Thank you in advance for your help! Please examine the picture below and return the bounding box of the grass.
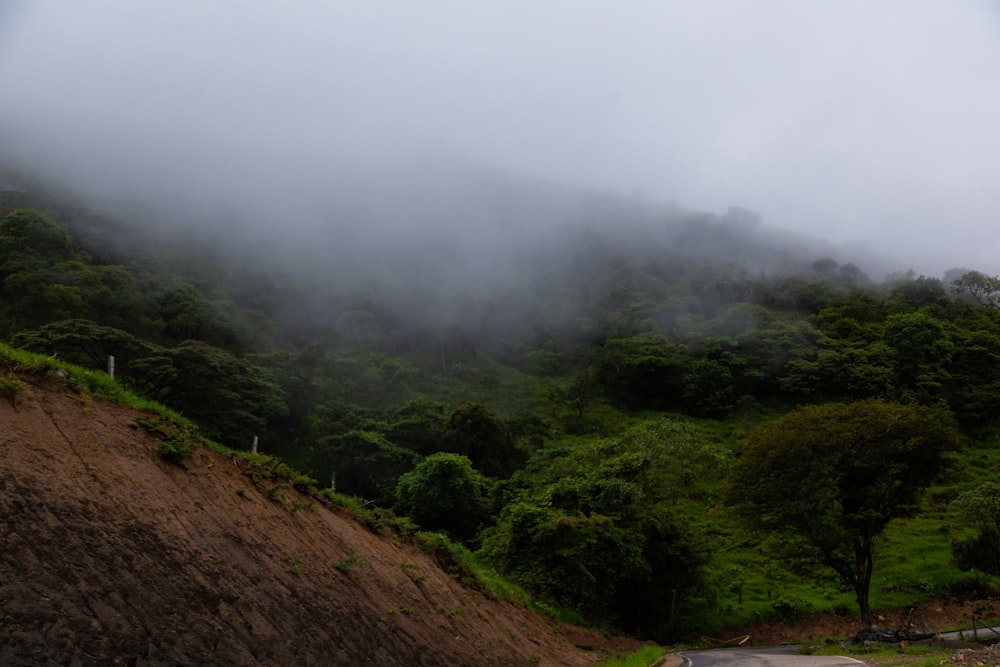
[593,645,668,667]
[803,641,948,667]
[0,343,177,414]
[334,554,363,573]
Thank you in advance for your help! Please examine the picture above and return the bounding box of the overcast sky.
[1,1,999,274]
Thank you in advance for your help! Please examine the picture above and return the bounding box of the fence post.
[108,355,115,378]
[251,435,258,454]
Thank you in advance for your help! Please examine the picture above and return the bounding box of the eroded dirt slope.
[0,369,619,666]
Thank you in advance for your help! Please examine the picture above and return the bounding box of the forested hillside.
[2,167,999,642]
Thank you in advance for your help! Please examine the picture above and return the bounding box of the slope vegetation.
[0,365,623,666]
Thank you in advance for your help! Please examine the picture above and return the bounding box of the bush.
[0,372,24,403]
[953,530,1000,576]
[770,595,810,622]
[394,453,491,542]
[137,416,202,463]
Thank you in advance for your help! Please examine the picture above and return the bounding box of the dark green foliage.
[149,340,287,449]
[385,399,450,455]
[0,372,24,403]
[312,430,418,504]
[312,348,421,408]
[952,483,1000,575]
[0,210,150,334]
[481,420,721,640]
[595,333,690,409]
[136,416,202,463]
[395,453,492,542]
[444,402,524,479]
[487,503,647,619]
[12,319,286,448]
[723,400,963,627]
[549,370,599,431]
[882,311,955,400]
[953,530,1000,575]
[682,359,736,416]
[12,319,160,389]
[0,208,74,271]
[887,275,950,310]
[942,309,1000,426]
[151,282,246,350]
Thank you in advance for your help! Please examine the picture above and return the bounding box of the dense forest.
[2,167,999,642]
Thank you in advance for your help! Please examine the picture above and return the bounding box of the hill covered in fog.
[2,161,1000,643]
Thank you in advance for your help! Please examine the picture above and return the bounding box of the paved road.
[669,625,1000,666]
[677,646,868,666]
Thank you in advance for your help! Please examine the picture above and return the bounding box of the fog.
[2,1,1000,275]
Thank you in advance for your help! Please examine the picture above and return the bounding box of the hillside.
[2,168,1000,645]
[0,364,639,666]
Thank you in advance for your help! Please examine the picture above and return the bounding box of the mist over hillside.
[2,2,999,276]
[1,155,899,352]
[5,3,1000,647]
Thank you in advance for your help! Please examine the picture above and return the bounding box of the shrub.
[0,372,24,403]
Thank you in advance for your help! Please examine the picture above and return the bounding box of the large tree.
[722,400,961,628]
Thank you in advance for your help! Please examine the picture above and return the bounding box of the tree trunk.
[854,537,875,628]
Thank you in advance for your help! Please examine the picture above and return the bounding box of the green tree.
[385,398,450,456]
[0,208,74,273]
[150,282,247,350]
[952,482,1000,575]
[482,420,718,639]
[394,453,491,542]
[10,318,164,393]
[161,340,287,449]
[481,501,647,623]
[595,333,690,409]
[549,369,598,431]
[313,430,418,503]
[952,270,1000,308]
[682,358,736,417]
[444,402,523,478]
[722,400,961,628]
[882,311,955,400]
[945,312,1000,426]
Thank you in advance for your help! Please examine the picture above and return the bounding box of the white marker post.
[251,435,258,454]
[108,355,115,379]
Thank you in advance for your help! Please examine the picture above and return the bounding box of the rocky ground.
[945,644,1000,666]
[0,368,646,666]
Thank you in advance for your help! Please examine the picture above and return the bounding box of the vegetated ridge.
[0,363,637,666]
[3,163,1000,649]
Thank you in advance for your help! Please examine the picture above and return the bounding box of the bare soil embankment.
[0,369,641,666]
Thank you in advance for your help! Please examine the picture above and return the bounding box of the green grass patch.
[334,554,363,573]
[801,641,946,667]
[594,645,668,667]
